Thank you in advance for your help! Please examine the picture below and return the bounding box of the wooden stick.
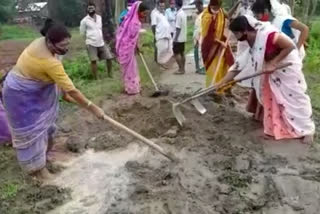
[103,115,176,162]
[210,31,232,87]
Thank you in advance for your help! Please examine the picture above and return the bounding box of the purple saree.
[3,71,59,173]
[0,98,11,144]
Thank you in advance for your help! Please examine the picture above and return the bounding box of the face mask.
[138,12,145,20]
[210,8,219,14]
[54,45,69,55]
[260,14,269,22]
[88,10,96,16]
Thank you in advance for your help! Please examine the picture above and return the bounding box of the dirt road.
[44,53,320,214]
[0,40,28,73]
[1,40,319,213]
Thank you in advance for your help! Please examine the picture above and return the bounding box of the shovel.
[139,52,169,97]
[103,114,177,162]
[186,33,232,115]
[173,63,292,126]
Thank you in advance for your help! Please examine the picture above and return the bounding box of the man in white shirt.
[173,0,187,74]
[151,1,173,66]
[80,3,113,79]
[165,0,177,37]
[150,6,159,63]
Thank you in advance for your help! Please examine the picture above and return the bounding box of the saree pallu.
[234,15,315,139]
[3,71,59,173]
[201,8,234,87]
[0,99,11,144]
[116,2,141,95]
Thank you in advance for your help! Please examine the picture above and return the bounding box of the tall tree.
[47,0,86,26]
[0,0,15,23]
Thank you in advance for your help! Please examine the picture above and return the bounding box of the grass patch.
[0,24,38,41]
[305,20,320,110]
[0,182,19,200]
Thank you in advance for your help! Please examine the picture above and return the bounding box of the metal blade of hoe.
[190,99,207,115]
[172,104,186,126]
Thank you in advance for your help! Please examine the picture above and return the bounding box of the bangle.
[87,101,92,108]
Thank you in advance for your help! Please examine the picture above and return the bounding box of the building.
[15,2,48,25]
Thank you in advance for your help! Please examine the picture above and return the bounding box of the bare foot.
[31,167,53,181]
[301,135,314,145]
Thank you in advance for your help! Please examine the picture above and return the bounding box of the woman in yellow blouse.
[2,24,105,179]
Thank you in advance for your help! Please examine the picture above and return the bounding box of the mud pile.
[59,95,320,214]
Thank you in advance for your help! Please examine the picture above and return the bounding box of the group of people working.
[0,0,315,179]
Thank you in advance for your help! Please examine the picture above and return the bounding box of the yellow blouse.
[14,37,75,92]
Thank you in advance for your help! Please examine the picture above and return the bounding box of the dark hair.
[157,0,165,5]
[138,2,149,12]
[209,0,221,6]
[40,18,55,36]
[229,16,255,32]
[251,0,272,14]
[87,2,96,8]
[195,0,203,6]
[46,24,71,44]
[176,0,183,7]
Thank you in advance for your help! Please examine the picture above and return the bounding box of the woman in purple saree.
[2,24,105,179]
[0,99,11,144]
[116,1,149,95]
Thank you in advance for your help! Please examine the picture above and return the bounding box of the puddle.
[49,143,148,214]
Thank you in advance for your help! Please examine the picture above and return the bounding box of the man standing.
[150,4,159,63]
[80,2,113,79]
[165,0,177,38]
[173,0,187,74]
[151,0,173,66]
[193,0,205,74]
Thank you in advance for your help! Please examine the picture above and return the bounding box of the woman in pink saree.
[116,1,149,95]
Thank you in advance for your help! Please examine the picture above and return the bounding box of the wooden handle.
[103,115,175,161]
[210,32,232,86]
[139,52,159,91]
[179,62,292,104]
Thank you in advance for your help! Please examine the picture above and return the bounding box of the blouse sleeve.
[46,60,76,92]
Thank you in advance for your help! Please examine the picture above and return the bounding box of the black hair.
[157,0,165,5]
[209,0,222,6]
[229,16,255,32]
[46,24,71,44]
[87,2,96,8]
[176,0,183,8]
[251,0,272,14]
[138,2,149,12]
[195,0,203,6]
[40,18,55,36]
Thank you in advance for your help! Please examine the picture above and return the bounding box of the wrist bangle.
[87,101,92,108]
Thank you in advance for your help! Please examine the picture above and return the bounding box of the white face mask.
[56,55,64,61]
[210,8,219,14]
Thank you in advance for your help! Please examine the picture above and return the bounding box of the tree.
[47,0,87,27]
[0,0,15,23]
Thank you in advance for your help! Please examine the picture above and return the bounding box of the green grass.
[304,19,320,110]
[0,24,39,40]
[0,182,19,200]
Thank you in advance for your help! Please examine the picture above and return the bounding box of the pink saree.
[116,1,141,95]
